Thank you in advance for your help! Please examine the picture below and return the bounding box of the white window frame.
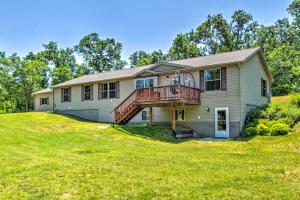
[100,81,117,99]
[84,85,92,100]
[135,78,154,89]
[204,68,221,91]
[63,88,71,102]
[41,97,48,105]
[142,110,151,121]
[173,109,185,121]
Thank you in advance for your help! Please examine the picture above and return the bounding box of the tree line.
[0,0,299,113]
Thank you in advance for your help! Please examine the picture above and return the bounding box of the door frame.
[214,107,229,138]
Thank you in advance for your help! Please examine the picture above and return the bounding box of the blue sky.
[0,0,291,62]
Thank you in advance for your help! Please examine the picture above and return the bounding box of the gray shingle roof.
[52,47,262,88]
[170,47,260,67]
[52,64,154,88]
[32,88,52,95]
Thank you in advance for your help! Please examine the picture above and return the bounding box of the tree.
[129,50,168,67]
[75,33,126,72]
[25,52,49,88]
[193,14,234,54]
[230,10,259,48]
[267,44,300,95]
[42,41,77,85]
[287,0,300,28]
[0,51,15,113]
[129,51,150,67]
[169,33,200,60]
[14,59,48,111]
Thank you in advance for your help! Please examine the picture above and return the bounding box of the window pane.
[85,85,90,93]
[85,93,91,100]
[101,83,108,99]
[176,109,185,121]
[136,80,144,89]
[205,69,220,81]
[101,83,108,91]
[101,91,108,98]
[142,111,148,121]
[64,96,69,101]
[109,82,116,90]
[145,79,154,88]
[109,91,116,98]
[172,75,180,85]
[63,88,69,95]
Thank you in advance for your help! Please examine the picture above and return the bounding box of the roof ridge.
[65,64,154,80]
[170,47,260,63]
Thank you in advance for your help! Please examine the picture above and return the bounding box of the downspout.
[52,88,55,113]
[238,62,243,133]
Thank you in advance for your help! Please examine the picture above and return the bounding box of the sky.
[0,0,292,63]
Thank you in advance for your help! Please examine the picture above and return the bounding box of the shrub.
[278,105,300,125]
[243,127,257,136]
[261,104,282,120]
[290,93,300,107]
[276,117,293,127]
[270,123,290,136]
[256,122,270,135]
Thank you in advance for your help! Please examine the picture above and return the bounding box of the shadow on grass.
[112,124,191,144]
[50,112,101,124]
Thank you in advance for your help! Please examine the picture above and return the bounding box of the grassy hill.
[0,104,300,198]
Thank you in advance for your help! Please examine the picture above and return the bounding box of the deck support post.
[172,106,176,130]
[149,107,153,128]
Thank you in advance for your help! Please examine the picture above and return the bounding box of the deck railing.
[114,85,200,123]
[135,85,200,102]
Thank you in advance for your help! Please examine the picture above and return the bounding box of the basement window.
[175,109,185,121]
[142,111,150,121]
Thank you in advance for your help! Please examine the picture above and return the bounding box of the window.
[142,111,150,121]
[109,82,116,98]
[99,82,119,99]
[40,97,49,105]
[175,109,185,121]
[136,78,154,89]
[62,88,71,102]
[261,78,267,97]
[101,83,108,99]
[172,74,180,85]
[84,85,92,100]
[205,69,221,91]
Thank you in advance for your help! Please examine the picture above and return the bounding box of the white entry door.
[215,107,229,138]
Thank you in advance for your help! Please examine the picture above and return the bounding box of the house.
[32,47,272,138]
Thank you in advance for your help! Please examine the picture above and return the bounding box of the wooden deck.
[135,85,200,107]
[113,85,200,124]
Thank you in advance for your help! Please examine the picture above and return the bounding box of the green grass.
[272,95,291,104]
[0,112,300,199]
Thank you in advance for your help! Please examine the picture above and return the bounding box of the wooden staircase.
[114,90,141,125]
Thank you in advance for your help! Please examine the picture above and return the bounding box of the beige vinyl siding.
[240,54,270,128]
[154,66,240,123]
[181,66,240,123]
[54,78,134,122]
[34,93,53,112]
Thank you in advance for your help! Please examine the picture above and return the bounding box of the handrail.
[112,89,137,113]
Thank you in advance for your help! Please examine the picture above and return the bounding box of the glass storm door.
[215,107,229,138]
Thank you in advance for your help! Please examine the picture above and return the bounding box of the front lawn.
[0,112,300,199]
